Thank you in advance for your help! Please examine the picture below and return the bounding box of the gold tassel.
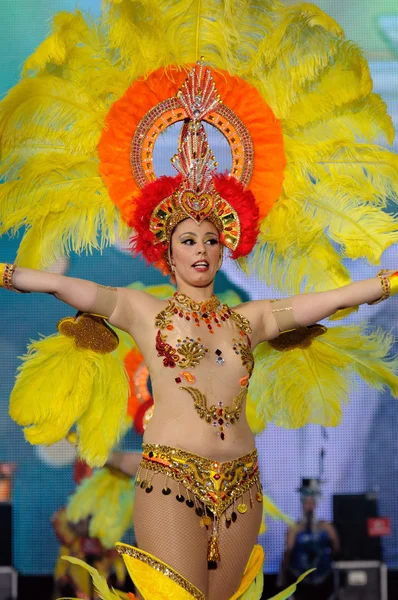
[207,532,221,562]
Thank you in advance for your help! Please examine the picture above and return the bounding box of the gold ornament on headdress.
[149,122,240,248]
[148,62,241,249]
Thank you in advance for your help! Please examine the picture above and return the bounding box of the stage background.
[1,0,398,576]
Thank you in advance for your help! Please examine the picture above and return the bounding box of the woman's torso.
[129,293,256,461]
[290,523,333,583]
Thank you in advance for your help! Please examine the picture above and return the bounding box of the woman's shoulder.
[231,299,275,342]
[116,287,169,331]
[120,286,169,310]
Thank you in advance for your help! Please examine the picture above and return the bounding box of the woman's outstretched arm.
[242,271,397,344]
[12,265,99,307]
[1,263,132,331]
[287,276,385,326]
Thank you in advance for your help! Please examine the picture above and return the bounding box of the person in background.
[281,479,339,600]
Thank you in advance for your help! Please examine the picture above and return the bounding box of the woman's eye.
[182,239,195,245]
[206,239,219,245]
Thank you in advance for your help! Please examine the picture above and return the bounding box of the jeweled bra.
[155,293,253,440]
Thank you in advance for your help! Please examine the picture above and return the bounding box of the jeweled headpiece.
[98,60,286,274]
[150,120,241,251]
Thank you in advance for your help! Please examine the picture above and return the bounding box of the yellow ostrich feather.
[267,570,315,600]
[259,494,294,535]
[0,0,396,296]
[67,468,134,548]
[59,553,309,600]
[262,494,294,528]
[59,556,124,600]
[249,324,398,429]
[9,334,129,466]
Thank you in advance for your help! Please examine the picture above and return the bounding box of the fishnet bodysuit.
[131,295,263,599]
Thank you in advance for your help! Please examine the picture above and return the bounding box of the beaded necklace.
[172,292,231,333]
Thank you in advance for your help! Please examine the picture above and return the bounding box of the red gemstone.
[213,474,220,480]
[175,377,181,383]
[220,433,225,440]
[218,418,224,425]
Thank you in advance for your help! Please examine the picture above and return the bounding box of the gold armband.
[271,298,300,333]
[368,269,398,305]
[89,284,118,319]
[0,263,25,293]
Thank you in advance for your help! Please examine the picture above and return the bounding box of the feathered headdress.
[99,59,282,273]
[3,1,398,443]
[1,1,397,290]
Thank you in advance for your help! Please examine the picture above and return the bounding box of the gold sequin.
[229,309,252,334]
[177,338,208,368]
[268,324,327,351]
[256,492,263,503]
[238,503,247,514]
[200,516,212,528]
[174,293,221,313]
[232,337,254,375]
[180,385,247,427]
[116,543,205,600]
[57,313,119,354]
[140,444,260,520]
[155,300,176,329]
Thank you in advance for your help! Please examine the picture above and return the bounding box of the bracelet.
[0,262,33,294]
[368,269,398,305]
[0,263,30,293]
[0,263,20,293]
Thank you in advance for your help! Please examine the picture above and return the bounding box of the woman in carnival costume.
[2,1,398,599]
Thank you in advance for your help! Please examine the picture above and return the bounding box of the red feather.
[129,175,182,273]
[129,173,259,271]
[213,174,259,258]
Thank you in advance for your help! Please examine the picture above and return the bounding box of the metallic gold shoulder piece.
[268,324,327,352]
[57,312,119,354]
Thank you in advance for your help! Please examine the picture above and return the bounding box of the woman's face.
[170,219,221,287]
